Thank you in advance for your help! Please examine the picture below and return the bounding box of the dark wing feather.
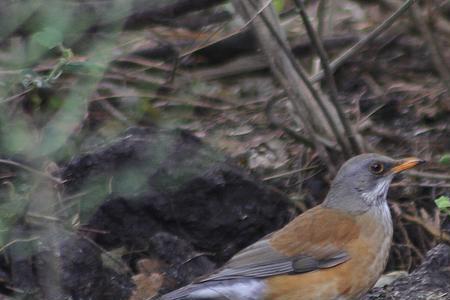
[198,239,349,282]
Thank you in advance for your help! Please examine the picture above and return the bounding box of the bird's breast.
[265,204,393,300]
[343,202,393,297]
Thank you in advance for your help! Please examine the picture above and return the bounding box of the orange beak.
[391,157,425,174]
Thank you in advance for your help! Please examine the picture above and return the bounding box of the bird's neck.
[323,183,370,214]
[323,179,392,214]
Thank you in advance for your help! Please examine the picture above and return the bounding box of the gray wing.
[197,238,349,282]
[159,238,349,300]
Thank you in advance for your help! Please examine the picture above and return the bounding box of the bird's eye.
[370,162,384,174]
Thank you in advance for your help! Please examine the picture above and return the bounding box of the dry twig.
[401,213,450,244]
[246,0,352,163]
[180,0,273,58]
[409,3,450,92]
[0,159,63,184]
[232,0,339,171]
[310,0,417,83]
[294,0,362,155]
[265,96,314,148]
[0,237,40,254]
[407,170,450,181]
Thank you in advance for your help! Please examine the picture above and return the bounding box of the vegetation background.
[0,0,449,299]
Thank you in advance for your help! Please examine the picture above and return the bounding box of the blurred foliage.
[273,0,285,13]
[0,187,28,246]
[0,0,163,258]
[0,0,232,261]
[439,154,450,165]
[31,26,64,50]
[435,195,450,215]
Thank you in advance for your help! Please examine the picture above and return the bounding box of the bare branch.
[401,213,450,244]
[180,0,273,58]
[294,0,362,155]
[0,159,63,184]
[407,170,450,181]
[409,3,450,92]
[265,96,315,148]
[246,0,352,158]
[311,0,417,83]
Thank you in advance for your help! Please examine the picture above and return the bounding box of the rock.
[373,271,408,288]
[55,127,296,298]
[363,244,450,300]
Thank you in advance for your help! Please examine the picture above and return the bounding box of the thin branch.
[0,236,40,253]
[310,0,417,83]
[316,0,327,38]
[26,212,61,223]
[0,159,63,184]
[116,56,181,73]
[0,88,33,104]
[247,0,351,157]
[92,93,231,111]
[407,170,450,181]
[263,165,320,181]
[98,100,133,126]
[391,182,450,188]
[401,213,450,243]
[311,0,328,76]
[265,96,315,148]
[294,0,362,155]
[122,0,227,29]
[410,3,450,92]
[78,233,133,275]
[180,0,273,58]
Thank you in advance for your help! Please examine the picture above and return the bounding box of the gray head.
[323,153,424,214]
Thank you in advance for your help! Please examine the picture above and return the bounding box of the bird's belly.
[264,255,387,300]
[264,271,352,300]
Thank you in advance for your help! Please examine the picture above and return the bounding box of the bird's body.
[159,154,424,300]
[265,204,393,300]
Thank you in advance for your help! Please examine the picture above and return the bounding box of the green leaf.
[273,0,285,13]
[62,47,73,60]
[439,154,450,165]
[435,195,450,210]
[31,27,63,49]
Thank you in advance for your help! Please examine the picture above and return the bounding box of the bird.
[158,153,425,300]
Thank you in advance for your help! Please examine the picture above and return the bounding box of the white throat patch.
[361,179,391,206]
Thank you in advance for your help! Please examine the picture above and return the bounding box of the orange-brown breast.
[265,205,393,300]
